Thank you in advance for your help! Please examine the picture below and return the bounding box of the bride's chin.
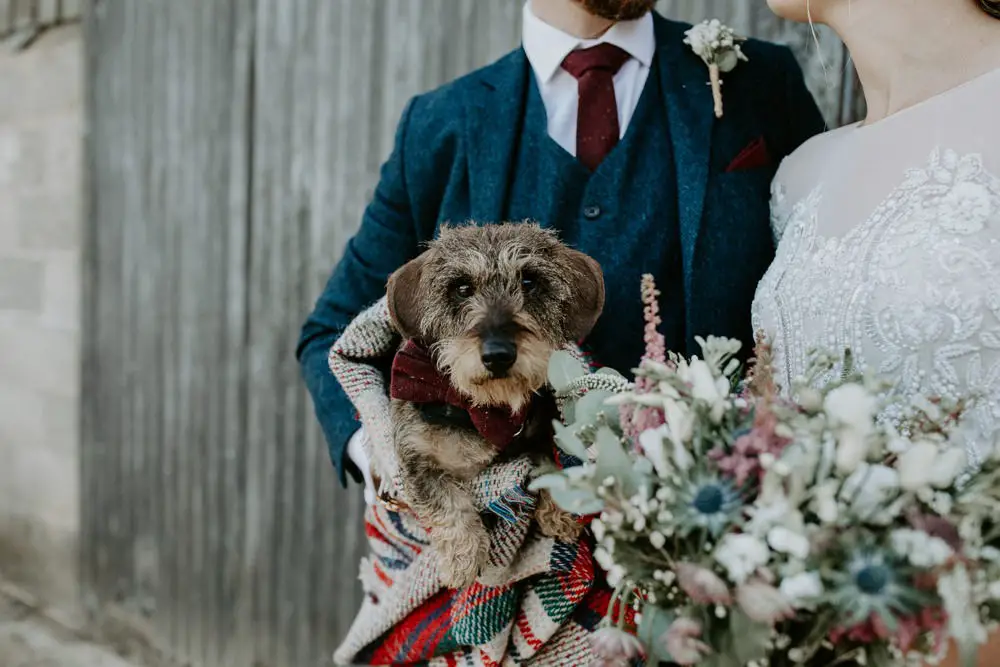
[766,0,819,23]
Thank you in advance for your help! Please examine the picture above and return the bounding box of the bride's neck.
[821,0,1000,124]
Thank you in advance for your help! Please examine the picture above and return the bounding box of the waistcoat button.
[583,204,602,220]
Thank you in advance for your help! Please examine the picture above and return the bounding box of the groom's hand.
[347,429,376,505]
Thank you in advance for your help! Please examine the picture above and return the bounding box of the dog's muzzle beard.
[433,315,554,413]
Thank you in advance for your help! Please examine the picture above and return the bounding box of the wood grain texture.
[81,2,861,665]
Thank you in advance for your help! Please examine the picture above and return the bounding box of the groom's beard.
[575,0,656,22]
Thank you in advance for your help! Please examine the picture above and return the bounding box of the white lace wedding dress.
[751,67,1000,464]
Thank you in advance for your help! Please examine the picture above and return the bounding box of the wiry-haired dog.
[386,223,605,589]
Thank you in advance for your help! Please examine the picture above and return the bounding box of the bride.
[753,0,1000,664]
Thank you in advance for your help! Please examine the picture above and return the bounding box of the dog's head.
[387,223,605,411]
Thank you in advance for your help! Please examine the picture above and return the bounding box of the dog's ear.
[387,253,429,340]
[564,250,605,341]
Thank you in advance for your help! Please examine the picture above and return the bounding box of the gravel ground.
[0,595,138,667]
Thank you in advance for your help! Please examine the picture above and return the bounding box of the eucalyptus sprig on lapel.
[683,19,749,119]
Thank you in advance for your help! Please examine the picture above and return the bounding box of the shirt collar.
[522,1,656,85]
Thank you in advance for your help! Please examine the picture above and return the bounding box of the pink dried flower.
[661,617,712,666]
[675,562,732,604]
[735,578,794,625]
[711,404,791,486]
[622,275,669,439]
[640,274,666,365]
[589,627,645,666]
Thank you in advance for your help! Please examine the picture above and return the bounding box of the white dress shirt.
[347,3,657,501]
[521,0,655,156]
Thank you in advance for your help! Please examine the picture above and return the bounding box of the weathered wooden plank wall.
[82,2,857,666]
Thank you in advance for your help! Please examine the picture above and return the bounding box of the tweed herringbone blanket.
[328,297,621,666]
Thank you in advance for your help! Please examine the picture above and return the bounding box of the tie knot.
[561,43,631,80]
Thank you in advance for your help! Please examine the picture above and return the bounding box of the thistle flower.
[827,549,929,629]
[675,475,743,538]
[661,617,711,666]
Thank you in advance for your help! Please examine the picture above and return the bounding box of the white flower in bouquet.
[714,534,770,584]
[767,525,811,560]
[890,528,954,568]
[663,399,696,462]
[897,440,967,491]
[938,565,989,648]
[638,425,671,477]
[779,571,825,609]
[824,382,878,473]
[839,463,901,521]
[746,497,804,537]
[811,479,841,524]
[687,358,729,423]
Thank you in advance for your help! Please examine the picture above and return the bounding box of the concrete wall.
[0,25,83,610]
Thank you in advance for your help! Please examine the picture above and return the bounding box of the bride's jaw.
[789,0,1000,125]
[765,0,835,24]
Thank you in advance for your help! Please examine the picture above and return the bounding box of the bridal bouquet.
[532,276,1000,667]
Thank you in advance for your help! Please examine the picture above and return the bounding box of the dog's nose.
[481,337,517,375]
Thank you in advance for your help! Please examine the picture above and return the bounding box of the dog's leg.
[400,454,490,589]
[535,488,583,542]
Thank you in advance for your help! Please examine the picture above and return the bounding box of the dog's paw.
[434,519,490,589]
[536,489,583,542]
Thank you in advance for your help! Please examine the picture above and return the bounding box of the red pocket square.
[725,137,773,172]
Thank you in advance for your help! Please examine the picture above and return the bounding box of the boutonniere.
[683,19,749,119]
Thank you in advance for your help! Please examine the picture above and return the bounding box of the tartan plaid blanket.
[329,297,621,666]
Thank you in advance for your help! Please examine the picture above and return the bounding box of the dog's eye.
[453,282,475,299]
[521,273,538,292]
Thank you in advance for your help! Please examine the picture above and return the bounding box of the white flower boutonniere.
[683,19,749,119]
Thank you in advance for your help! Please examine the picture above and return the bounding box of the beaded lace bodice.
[752,68,1000,463]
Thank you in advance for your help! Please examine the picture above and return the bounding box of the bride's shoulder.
[771,124,856,198]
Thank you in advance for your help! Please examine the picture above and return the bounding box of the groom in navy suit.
[297,0,826,487]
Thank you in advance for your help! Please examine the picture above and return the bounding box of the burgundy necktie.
[561,43,632,171]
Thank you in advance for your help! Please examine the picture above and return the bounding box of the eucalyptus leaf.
[636,605,674,663]
[561,400,576,424]
[633,457,654,477]
[545,486,604,515]
[596,367,625,378]
[699,653,743,667]
[553,421,589,460]
[575,390,615,426]
[527,473,569,492]
[548,350,589,393]
[595,426,639,496]
[727,609,770,664]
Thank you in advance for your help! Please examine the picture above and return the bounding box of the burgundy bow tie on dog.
[389,340,529,450]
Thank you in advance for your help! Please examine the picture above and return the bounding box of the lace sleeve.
[769,181,790,244]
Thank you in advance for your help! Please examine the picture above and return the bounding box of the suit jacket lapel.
[465,49,530,224]
[654,14,715,300]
